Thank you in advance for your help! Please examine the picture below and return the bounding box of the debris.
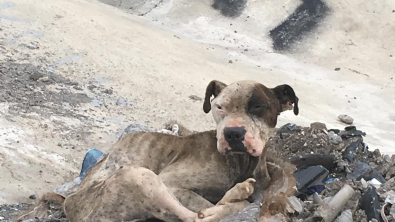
[294,165,329,199]
[312,192,323,204]
[361,187,383,222]
[335,68,341,71]
[328,131,342,145]
[325,178,339,184]
[314,184,355,222]
[334,209,353,222]
[383,190,395,204]
[368,178,382,189]
[342,139,361,162]
[346,161,386,183]
[289,154,336,172]
[29,194,36,200]
[287,196,303,214]
[338,115,354,124]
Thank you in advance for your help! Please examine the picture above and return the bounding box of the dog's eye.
[216,104,222,110]
[249,105,267,115]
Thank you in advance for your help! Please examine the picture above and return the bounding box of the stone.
[338,114,354,124]
[310,122,327,132]
[334,209,352,222]
[328,131,342,145]
[118,123,152,140]
[29,194,36,200]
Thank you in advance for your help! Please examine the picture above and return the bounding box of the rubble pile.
[266,122,395,222]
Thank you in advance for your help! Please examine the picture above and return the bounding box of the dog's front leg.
[196,178,256,222]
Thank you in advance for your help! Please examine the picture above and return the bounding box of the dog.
[21,80,299,222]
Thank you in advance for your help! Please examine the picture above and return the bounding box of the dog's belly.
[159,157,239,204]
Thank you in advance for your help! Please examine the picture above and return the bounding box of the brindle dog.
[24,80,299,222]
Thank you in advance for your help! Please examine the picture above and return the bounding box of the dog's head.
[203,80,299,157]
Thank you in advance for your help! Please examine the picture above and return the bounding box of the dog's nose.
[224,127,246,144]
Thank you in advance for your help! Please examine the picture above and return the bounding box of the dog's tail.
[17,192,65,221]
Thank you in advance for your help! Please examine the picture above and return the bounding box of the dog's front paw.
[157,124,179,135]
[218,178,256,205]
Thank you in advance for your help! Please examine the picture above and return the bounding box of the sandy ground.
[0,0,394,204]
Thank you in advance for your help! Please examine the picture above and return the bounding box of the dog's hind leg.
[64,166,198,222]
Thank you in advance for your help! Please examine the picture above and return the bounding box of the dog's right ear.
[203,80,227,113]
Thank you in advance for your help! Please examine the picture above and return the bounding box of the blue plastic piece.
[325,178,339,184]
[79,149,104,179]
[307,185,325,195]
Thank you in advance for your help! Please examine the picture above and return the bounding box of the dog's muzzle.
[224,127,247,153]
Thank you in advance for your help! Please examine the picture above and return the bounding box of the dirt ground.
[0,0,394,208]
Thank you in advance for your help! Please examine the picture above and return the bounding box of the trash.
[312,192,323,204]
[289,154,336,172]
[307,185,325,195]
[277,123,297,134]
[342,139,361,162]
[360,186,383,222]
[383,190,395,204]
[325,178,340,184]
[294,165,329,199]
[361,178,368,188]
[338,115,354,124]
[368,178,382,189]
[346,161,386,183]
[54,149,104,197]
[334,209,353,222]
[339,128,366,139]
[287,196,303,214]
[314,184,355,222]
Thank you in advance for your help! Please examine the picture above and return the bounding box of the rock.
[334,209,352,222]
[360,187,383,222]
[346,161,386,183]
[229,60,233,63]
[386,166,395,180]
[338,115,354,124]
[335,68,341,71]
[328,131,342,145]
[102,89,113,94]
[29,72,44,81]
[277,123,297,134]
[310,122,327,132]
[188,95,202,101]
[29,194,36,200]
[220,201,260,222]
[118,123,152,140]
[116,97,128,106]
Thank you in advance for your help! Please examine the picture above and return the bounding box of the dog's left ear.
[203,80,227,113]
[272,84,299,115]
